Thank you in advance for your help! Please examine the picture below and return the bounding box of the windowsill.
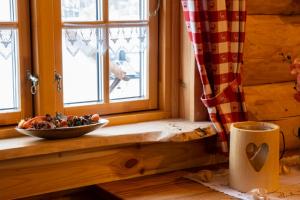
[0,110,170,139]
[0,119,215,161]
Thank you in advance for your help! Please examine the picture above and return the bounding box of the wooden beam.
[244,82,300,150]
[243,15,300,86]
[247,0,300,15]
[159,0,181,116]
[273,116,300,151]
[244,82,300,121]
[170,0,181,118]
[179,8,208,121]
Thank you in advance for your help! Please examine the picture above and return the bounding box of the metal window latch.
[54,71,62,92]
[27,70,39,95]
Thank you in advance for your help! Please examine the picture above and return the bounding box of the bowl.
[15,119,109,140]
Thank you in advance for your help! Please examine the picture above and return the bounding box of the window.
[0,0,31,125]
[56,0,158,116]
[0,0,174,127]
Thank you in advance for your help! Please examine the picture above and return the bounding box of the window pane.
[109,0,147,21]
[62,28,105,105]
[0,0,17,22]
[61,0,100,22]
[109,26,148,101]
[0,29,19,112]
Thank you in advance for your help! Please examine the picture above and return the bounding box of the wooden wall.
[0,139,226,199]
[244,0,300,149]
[179,1,300,149]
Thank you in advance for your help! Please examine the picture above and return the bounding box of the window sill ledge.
[0,119,215,161]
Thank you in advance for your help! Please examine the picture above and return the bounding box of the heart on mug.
[246,143,269,172]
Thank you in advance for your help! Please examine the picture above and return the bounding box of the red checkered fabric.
[181,0,247,153]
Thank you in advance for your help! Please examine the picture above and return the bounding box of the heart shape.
[246,143,269,172]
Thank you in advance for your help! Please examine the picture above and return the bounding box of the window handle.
[54,71,62,92]
[27,70,39,95]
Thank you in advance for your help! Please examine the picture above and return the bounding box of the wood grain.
[243,58,294,86]
[31,0,59,115]
[243,3,300,153]
[273,116,300,151]
[171,0,181,118]
[159,0,180,116]
[243,15,300,86]
[0,126,21,139]
[0,140,227,199]
[179,9,208,121]
[98,170,236,200]
[0,119,212,161]
[247,0,300,15]
[244,81,300,150]
[244,82,300,121]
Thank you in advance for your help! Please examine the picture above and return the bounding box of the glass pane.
[0,0,17,22]
[109,26,148,101]
[61,0,100,22]
[0,29,19,112]
[109,0,147,21]
[62,28,105,105]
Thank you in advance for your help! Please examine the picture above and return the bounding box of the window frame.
[0,0,32,125]
[49,0,159,117]
[0,0,181,138]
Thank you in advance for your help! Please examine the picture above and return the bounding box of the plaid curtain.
[181,0,247,153]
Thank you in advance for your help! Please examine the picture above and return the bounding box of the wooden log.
[0,140,227,199]
[244,82,300,150]
[244,82,300,121]
[243,15,300,86]
[243,58,293,86]
[247,0,300,15]
[273,115,300,151]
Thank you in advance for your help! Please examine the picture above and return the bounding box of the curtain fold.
[181,0,247,153]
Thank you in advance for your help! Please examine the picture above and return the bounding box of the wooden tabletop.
[98,170,237,200]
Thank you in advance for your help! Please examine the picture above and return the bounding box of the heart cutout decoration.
[246,143,269,172]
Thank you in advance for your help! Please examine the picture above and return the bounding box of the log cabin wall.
[244,0,300,150]
[179,1,300,149]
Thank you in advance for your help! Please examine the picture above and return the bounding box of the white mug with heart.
[229,121,279,193]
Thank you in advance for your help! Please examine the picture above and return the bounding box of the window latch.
[54,71,63,92]
[27,70,39,95]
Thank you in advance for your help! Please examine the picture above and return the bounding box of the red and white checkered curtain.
[181,0,247,153]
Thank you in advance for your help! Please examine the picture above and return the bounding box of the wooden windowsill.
[0,119,214,161]
[0,110,171,139]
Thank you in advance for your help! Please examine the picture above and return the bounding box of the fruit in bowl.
[18,113,101,130]
[16,113,108,139]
